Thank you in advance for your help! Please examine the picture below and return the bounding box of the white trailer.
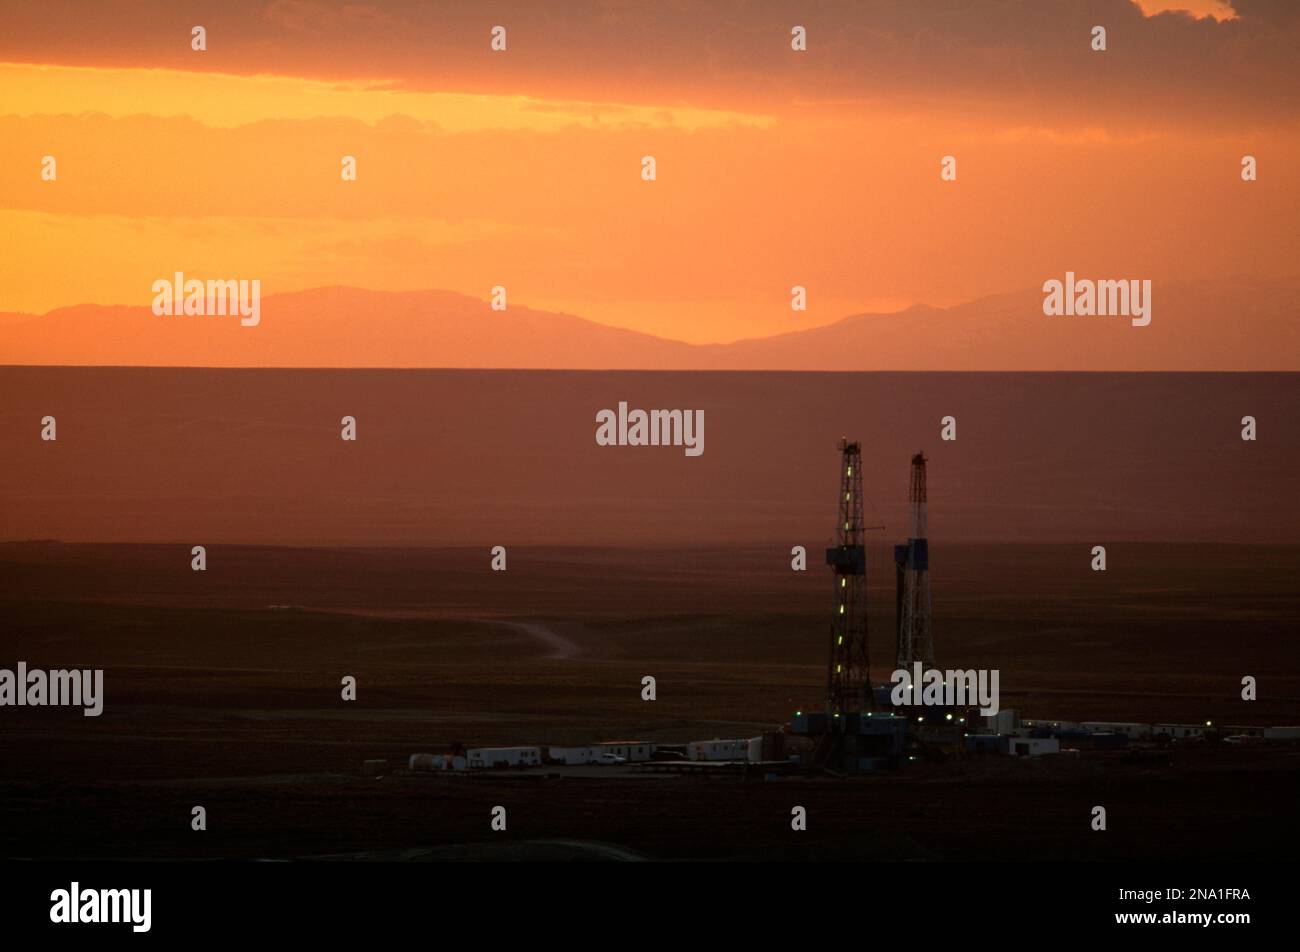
[687,738,750,761]
[466,746,542,768]
[548,746,595,765]
[1082,721,1152,739]
[1022,719,1080,733]
[1154,724,1207,740]
[594,741,655,762]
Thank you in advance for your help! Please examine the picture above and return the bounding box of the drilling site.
[385,440,1299,782]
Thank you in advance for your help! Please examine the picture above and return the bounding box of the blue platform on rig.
[895,538,927,570]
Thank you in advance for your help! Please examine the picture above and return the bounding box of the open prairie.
[1,369,1297,860]
[1,540,1297,860]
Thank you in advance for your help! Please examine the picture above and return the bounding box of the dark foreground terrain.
[1,542,1297,861]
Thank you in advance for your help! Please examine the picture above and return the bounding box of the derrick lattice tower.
[825,439,870,716]
[895,452,935,669]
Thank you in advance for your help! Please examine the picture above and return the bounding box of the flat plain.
[1,541,1296,861]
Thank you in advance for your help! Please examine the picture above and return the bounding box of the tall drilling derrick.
[825,439,870,717]
[895,452,935,669]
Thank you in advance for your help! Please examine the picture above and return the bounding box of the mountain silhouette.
[2,278,1296,370]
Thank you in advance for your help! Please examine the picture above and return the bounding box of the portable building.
[687,738,750,761]
[594,741,655,762]
[548,746,595,765]
[1153,724,1207,740]
[1082,721,1151,738]
[466,746,542,768]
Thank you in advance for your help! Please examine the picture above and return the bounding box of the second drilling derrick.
[895,452,935,669]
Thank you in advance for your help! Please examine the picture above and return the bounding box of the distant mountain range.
[2,278,1297,370]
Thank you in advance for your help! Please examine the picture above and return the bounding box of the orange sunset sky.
[0,0,1296,347]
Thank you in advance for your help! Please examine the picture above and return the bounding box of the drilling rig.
[894,452,935,669]
[790,439,906,771]
[825,438,871,717]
